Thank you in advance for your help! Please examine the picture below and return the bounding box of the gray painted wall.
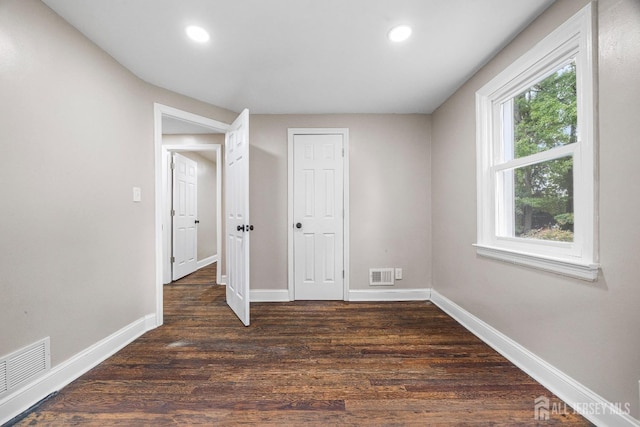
[0,0,236,365]
[431,0,640,418]
[250,114,432,292]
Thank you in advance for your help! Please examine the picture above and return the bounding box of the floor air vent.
[369,268,395,286]
[0,337,50,398]
[0,360,7,394]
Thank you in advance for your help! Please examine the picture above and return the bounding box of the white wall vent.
[0,360,7,394]
[0,337,50,399]
[369,268,395,286]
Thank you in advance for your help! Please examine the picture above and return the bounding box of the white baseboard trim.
[144,313,159,330]
[430,290,640,427]
[0,313,157,425]
[250,288,431,303]
[196,254,218,269]
[250,289,291,302]
[348,288,431,302]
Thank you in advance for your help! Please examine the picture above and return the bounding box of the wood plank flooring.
[15,264,591,426]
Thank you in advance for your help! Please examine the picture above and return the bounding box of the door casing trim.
[287,128,350,301]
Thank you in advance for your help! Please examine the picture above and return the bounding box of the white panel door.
[293,134,344,300]
[172,153,198,281]
[225,109,251,326]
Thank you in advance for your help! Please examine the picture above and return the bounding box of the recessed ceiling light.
[185,25,210,43]
[388,25,412,42]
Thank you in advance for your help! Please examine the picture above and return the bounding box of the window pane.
[498,157,574,241]
[505,62,577,160]
[511,156,574,242]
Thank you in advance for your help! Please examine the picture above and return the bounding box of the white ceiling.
[42,0,555,114]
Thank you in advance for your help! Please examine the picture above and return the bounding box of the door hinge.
[170,162,175,170]
[342,270,345,278]
[171,256,175,263]
[171,209,175,216]
[342,148,344,157]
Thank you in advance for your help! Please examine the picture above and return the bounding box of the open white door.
[225,109,251,326]
[172,153,198,281]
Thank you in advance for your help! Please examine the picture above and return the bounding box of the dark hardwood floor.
[15,264,591,426]
[171,262,218,285]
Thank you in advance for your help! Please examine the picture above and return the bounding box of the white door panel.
[225,109,251,326]
[293,134,344,300]
[172,153,198,280]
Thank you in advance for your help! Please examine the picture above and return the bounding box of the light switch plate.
[395,268,402,280]
[133,187,142,202]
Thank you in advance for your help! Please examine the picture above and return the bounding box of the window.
[475,4,598,280]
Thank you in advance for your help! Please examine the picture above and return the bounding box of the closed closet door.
[293,133,344,300]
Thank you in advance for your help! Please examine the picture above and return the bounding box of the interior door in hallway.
[293,133,344,300]
[172,153,198,281]
[225,109,251,326]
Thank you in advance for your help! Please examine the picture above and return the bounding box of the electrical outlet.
[395,268,402,280]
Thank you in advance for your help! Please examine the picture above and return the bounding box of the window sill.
[473,244,599,281]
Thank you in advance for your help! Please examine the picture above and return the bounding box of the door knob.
[295,222,302,229]
[237,225,245,232]
[249,225,254,231]
[195,220,200,224]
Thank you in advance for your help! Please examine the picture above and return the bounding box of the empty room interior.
[1,0,639,425]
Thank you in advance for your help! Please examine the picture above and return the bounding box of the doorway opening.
[154,104,231,326]
[163,145,221,283]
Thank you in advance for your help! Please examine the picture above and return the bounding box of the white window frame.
[475,3,599,281]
